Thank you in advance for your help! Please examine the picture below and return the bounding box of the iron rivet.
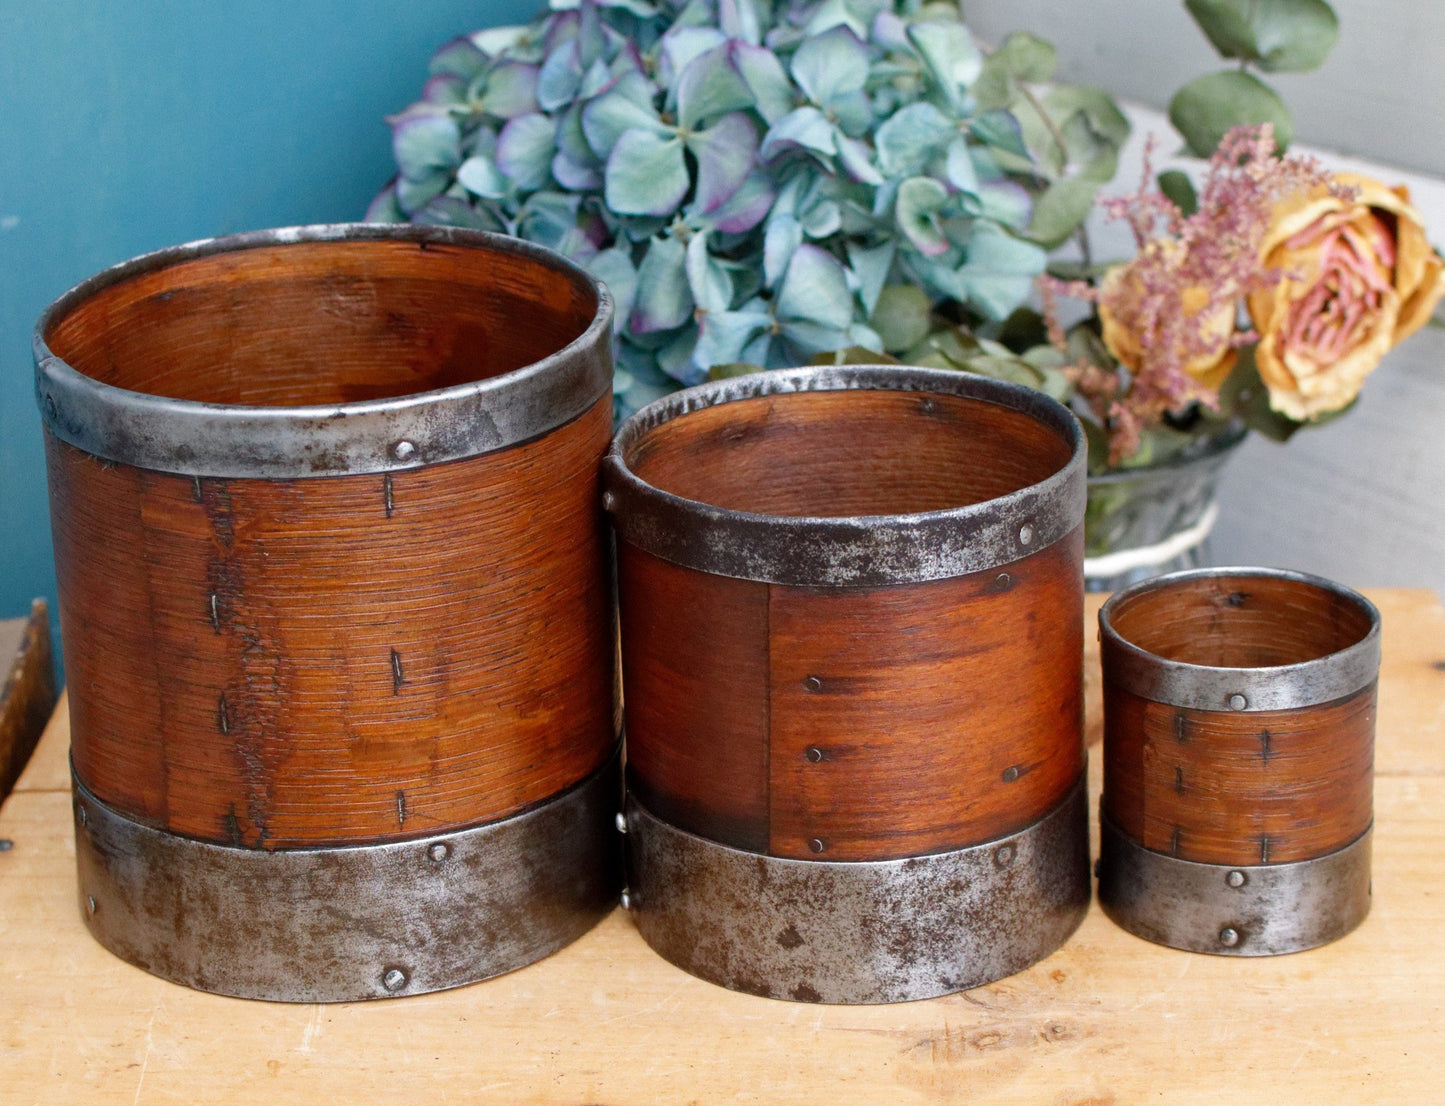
[392,439,416,461]
[602,490,618,512]
[1228,693,1248,711]
[995,844,1017,868]
[620,889,632,910]
[1226,870,1246,888]
[995,572,1011,589]
[614,812,628,834]
[427,842,450,863]
[1219,927,1240,948]
[919,398,936,414]
[78,806,88,827]
[86,895,97,915]
[1001,765,1021,783]
[1019,523,1034,546]
[809,838,826,854]
[805,746,824,763]
[804,675,823,692]
[382,968,408,992]
[0,839,11,852]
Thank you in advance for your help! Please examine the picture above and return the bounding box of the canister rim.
[1098,566,1382,711]
[34,223,614,477]
[603,365,1087,587]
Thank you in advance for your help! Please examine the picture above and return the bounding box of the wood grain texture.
[1105,571,1375,668]
[617,383,1084,859]
[3,591,1443,1106]
[47,394,615,847]
[0,600,57,802]
[617,546,771,851]
[627,389,1073,516]
[766,528,1084,860]
[1102,684,1375,865]
[43,238,595,406]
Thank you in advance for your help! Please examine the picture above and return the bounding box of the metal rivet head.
[382,968,408,992]
[78,806,88,828]
[620,889,633,910]
[805,746,824,763]
[1001,765,1021,783]
[1019,523,1035,546]
[803,675,823,692]
[86,895,97,915]
[614,812,628,834]
[391,439,416,461]
[602,490,618,513]
[1226,870,1247,888]
[1219,927,1241,948]
[809,838,826,854]
[427,842,450,863]
[995,843,1017,868]
[1227,693,1248,711]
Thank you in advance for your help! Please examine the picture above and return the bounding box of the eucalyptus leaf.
[1185,0,1339,72]
[1157,169,1199,216]
[1169,70,1293,156]
[974,31,1057,111]
[1027,176,1099,249]
[870,284,934,352]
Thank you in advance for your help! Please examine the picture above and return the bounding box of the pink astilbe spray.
[1043,124,1341,464]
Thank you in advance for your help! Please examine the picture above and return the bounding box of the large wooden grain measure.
[606,366,1092,1003]
[35,225,621,1001]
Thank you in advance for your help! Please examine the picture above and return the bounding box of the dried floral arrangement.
[371,0,1444,474]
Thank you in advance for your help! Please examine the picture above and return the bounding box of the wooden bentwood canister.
[35,225,621,1001]
[1097,568,1380,955]
[604,366,1091,1003]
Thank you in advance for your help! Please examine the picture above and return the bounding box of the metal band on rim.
[1096,811,1371,956]
[1099,567,1381,711]
[72,743,622,1002]
[603,366,1086,587]
[623,775,1090,1003]
[35,224,614,478]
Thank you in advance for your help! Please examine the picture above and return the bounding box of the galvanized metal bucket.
[1097,567,1379,955]
[604,365,1091,1003]
[36,224,622,1001]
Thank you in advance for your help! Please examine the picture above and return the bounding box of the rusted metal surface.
[603,366,1086,587]
[623,775,1090,1004]
[1100,567,1381,712]
[72,743,623,1002]
[35,224,613,478]
[1097,811,1371,956]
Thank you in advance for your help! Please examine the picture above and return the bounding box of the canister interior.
[625,388,1074,517]
[44,237,598,406]
[1107,572,1376,668]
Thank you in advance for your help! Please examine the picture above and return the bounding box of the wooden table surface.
[2,591,1442,1105]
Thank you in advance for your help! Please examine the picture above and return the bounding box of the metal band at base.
[1096,812,1371,956]
[623,777,1089,1004]
[72,743,622,1002]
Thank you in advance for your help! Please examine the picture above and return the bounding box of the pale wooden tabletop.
[2,591,1442,1105]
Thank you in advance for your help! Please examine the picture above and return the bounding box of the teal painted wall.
[0,0,536,657]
